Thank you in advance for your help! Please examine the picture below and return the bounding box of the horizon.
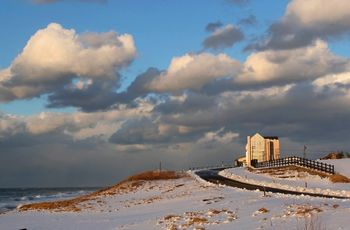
[1,0,350,187]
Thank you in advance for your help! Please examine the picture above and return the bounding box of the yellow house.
[246,133,280,166]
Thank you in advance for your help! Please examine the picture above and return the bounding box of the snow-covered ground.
[320,158,350,178]
[1,169,350,230]
[220,159,350,198]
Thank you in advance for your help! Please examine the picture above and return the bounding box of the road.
[195,169,349,199]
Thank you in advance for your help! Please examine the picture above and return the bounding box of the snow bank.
[319,158,350,178]
[187,170,216,187]
[219,166,350,198]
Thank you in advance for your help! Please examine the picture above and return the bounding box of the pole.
[303,145,307,159]
[159,161,162,172]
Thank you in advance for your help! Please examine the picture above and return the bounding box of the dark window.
[270,142,274,160]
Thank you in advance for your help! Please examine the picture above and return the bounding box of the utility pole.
[303,145,307,159]
[159,161,162,172]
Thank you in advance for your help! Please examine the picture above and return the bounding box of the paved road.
[195,169,350,199]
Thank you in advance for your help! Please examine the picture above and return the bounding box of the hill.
[1,165,350,230]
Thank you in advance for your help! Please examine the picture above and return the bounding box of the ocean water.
[0,187,100,213]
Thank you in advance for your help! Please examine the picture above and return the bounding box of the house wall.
[245,133,280,166]
[245,136,251,165]
[273,139,280,159]
[251,134,265,162]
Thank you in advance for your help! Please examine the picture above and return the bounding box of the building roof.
[263,136,279,140]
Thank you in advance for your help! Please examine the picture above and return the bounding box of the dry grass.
[18,170,187,212]
[258,207,269,213]
[250,165,331,178]
[329,174,350,183]
[187,217,208,225]
[160,208,236,229]
[284,204,323,218]
[296,213,327,230]
[296,207,322,216]
[250,165,350,183]
[320,152,344,160]
[164,215,182,221]
[124,170,187,181]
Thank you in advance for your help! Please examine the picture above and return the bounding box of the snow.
[220,159,350,198]
[0,166,350,230]
[320,158,350,178]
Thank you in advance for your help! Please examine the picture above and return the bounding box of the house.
[234,156,246,167]
[246,133,280,166]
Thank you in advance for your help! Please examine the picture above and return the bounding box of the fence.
[253,156,335,174]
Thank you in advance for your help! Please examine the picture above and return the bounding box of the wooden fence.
[253,156,335,174]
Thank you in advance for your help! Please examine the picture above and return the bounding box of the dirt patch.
[159,208,236,229]
[329,174,350,183]
[19,170,188,212]
[321,152,345,160]
[258,207,269,213]
[283,204,323,218]
[164,214,182,221]
[202,196,224,204]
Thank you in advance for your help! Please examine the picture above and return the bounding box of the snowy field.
[1,169,350,230]
[220,159,350,198]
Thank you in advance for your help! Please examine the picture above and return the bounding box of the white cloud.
[0,99,155,140]
[147,53,241,92]
[249,0,350,50]
[0,23,136,101]
[286,0,350,29]
[313,72,350,88]
[236,40,347,84]
[197,128,239,144]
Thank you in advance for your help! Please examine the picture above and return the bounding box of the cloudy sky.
[1,0,350,187]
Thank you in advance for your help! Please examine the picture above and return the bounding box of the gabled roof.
[251,133,279,140]
[263,136,279,140]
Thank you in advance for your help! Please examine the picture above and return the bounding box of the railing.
[253,156,335,174]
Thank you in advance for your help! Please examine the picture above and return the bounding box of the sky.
[1,0,350,187]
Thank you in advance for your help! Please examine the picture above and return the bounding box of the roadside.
[195,169,350,199]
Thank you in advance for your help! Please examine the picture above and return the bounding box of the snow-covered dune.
[320,158,350,178]
[1,170,349,230]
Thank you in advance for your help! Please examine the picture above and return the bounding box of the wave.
[0,187,99,212]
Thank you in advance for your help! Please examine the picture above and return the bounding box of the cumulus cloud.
[146,53,241,92]
[0,23,136,110]
[155,77,350,146]
[109,115,209,145]
[236,40,348,85]
[197,128,239,145]
[203,24,244,50]
[46,79,120,112]
[248,0,350,50]
[205,21,223,32]
[4,1,350,187]
[0,98,154,143]
[3,66,350,186]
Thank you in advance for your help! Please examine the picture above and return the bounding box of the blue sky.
[1,0,350,187]
[0,0,291,115]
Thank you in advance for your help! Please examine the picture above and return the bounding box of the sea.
[0,187,100,213]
